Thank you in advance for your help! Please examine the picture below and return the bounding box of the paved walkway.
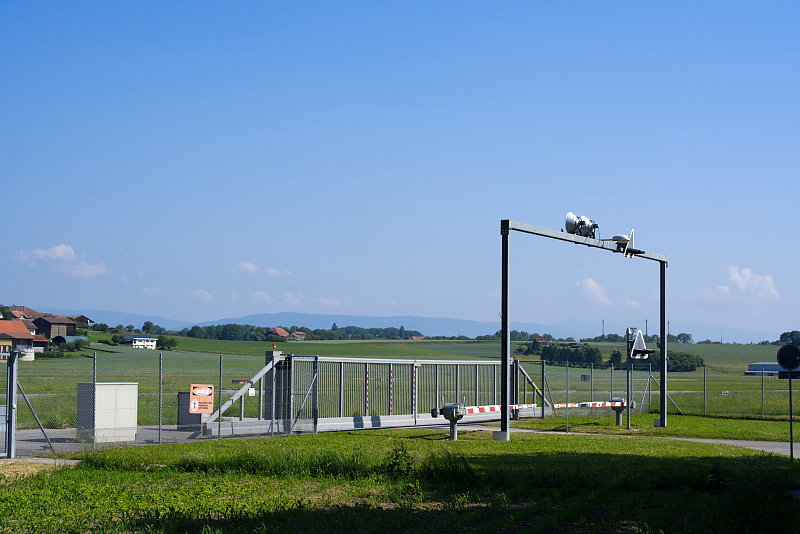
[455,423,800,457]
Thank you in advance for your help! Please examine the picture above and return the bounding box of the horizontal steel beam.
[504,220,667,264]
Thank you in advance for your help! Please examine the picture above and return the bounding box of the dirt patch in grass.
[0,461,56,480]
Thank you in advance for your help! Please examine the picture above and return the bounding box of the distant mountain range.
[48,309,779,344]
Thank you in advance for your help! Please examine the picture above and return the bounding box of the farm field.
[2,428,799,533]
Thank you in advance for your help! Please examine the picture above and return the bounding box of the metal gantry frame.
[497,219,669,441]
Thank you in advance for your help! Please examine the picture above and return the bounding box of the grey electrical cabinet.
[77,382,138,443]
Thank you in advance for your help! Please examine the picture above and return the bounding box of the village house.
[268,327,307,341]
[123,334,158,349]
[0,320,50,359]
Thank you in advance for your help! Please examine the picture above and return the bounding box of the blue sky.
[3,2,798,341]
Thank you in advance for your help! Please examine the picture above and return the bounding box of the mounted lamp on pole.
[497,216,668,441]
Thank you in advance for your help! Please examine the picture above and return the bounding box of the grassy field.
[2,428,799,533]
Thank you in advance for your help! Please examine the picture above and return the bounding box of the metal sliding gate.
[203,352,536,437]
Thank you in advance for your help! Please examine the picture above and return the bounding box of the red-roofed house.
[0,320,40,359]
[287,331,307,341]
[268,327,290,339]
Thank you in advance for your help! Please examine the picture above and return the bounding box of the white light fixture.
[631,329,655,359]
[564,212,598,239]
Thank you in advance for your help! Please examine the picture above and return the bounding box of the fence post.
[158,352,162,445]
[364,363,369,416]
[218,354,222,439]
[339,361,344,418]
[5,352,18,458]
[475,364,479,407]
[761,369,765,420]
[610,363,614,401]
[541,360,546,419]
[566,361,569,432]
[313,356,319,434]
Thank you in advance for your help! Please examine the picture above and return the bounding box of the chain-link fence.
[6,349,511,457]
[9,349,795,458]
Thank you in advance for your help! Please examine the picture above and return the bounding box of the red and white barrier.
[463,403,537,415]
[550,401,626,409]
[461,401,625,414]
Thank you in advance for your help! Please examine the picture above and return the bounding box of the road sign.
[777,344,800,371]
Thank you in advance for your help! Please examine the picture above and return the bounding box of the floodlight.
[564,212,598,238]
[631,330,655,359]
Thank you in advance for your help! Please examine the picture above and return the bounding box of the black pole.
[790,374,794,463]
[498,220,511,440]
[660,261,668,428]
[626,329,632,430]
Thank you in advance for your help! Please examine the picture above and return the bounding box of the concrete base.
[492,430,511,441]
[654,419,664,427]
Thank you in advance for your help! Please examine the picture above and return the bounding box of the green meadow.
[2,428,799,533]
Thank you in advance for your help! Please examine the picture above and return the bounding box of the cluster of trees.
[539,344,603,367]
[650,351,704,372]
[181,323,423,342]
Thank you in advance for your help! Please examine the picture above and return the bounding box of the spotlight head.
[564,212,598,238]
[565,212,579,234]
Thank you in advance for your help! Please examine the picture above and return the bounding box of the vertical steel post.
[218,354,222,439]
[5,353,18,458]
[456,365,460,404]
[790,374,794,463]
[497,220,511,440]
[389,364,394,415]
[626,330,632,430]
[610,363,614,400]
[590,363,594,404]
[258,370,264,421]
[541,360,545,419]
[93,352,97,384]
[435,364,440,409]
[364,363,369,416]
[566,361,569,433]
[313,356,319,434]
[158,352,163,445]
[475,365,479,407]
[339,361,344,418]
[660,261,668,428]
[762,369,765,420]
[271,353,276,437]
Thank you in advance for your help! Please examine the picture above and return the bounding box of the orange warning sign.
[189,384,215,414]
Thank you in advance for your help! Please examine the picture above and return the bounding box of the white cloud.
[283,291,304,307]
[55,261,107,279]
[192,289,214,303]
[253,291,272,302]
[315,297,343,308]
[17,244,77,265]
[265,267,292,277]
[234,260,259,274]
[576,278,613,306]
[728,266,780,301]
[696,266,779,302]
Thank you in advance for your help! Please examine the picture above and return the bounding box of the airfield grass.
[2,428,800,533]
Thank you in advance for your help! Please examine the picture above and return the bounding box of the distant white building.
[124,334,158,350]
